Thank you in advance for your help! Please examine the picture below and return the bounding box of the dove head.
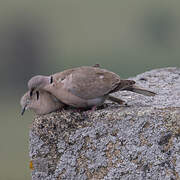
[20,90,65,115]
[20,91,39,115]
[28,75,52,96]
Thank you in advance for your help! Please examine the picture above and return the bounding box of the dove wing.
[61,66,121,99]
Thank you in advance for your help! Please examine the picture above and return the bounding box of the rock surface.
[29,67,180,180]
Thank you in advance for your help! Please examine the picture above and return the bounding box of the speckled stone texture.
[29,67,180,180]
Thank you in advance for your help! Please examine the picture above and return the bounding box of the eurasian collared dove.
[20,90,65,115]
[28,66,156,109]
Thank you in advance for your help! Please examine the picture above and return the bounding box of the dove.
[28,64,100,96]
[28,66,156,109]
[20,90,65,115]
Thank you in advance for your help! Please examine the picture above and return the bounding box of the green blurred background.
[0,0,180,179]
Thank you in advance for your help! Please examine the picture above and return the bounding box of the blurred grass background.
[0,0,180,179]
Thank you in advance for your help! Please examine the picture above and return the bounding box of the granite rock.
[29,67,180,180]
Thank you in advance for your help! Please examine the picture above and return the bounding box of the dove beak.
[21,105,27,116]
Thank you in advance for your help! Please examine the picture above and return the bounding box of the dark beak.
[21,105,26,116]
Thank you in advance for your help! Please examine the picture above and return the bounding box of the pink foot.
[91,105,97,112]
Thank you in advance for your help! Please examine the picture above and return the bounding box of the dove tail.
[110,80,136,93]
[124,85,156,96]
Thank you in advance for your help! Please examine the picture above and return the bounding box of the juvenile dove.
[28,66,156,109]
[20,90,65,115]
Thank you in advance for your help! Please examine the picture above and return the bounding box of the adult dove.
[28,66,156,109]
[20,90,65,115]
